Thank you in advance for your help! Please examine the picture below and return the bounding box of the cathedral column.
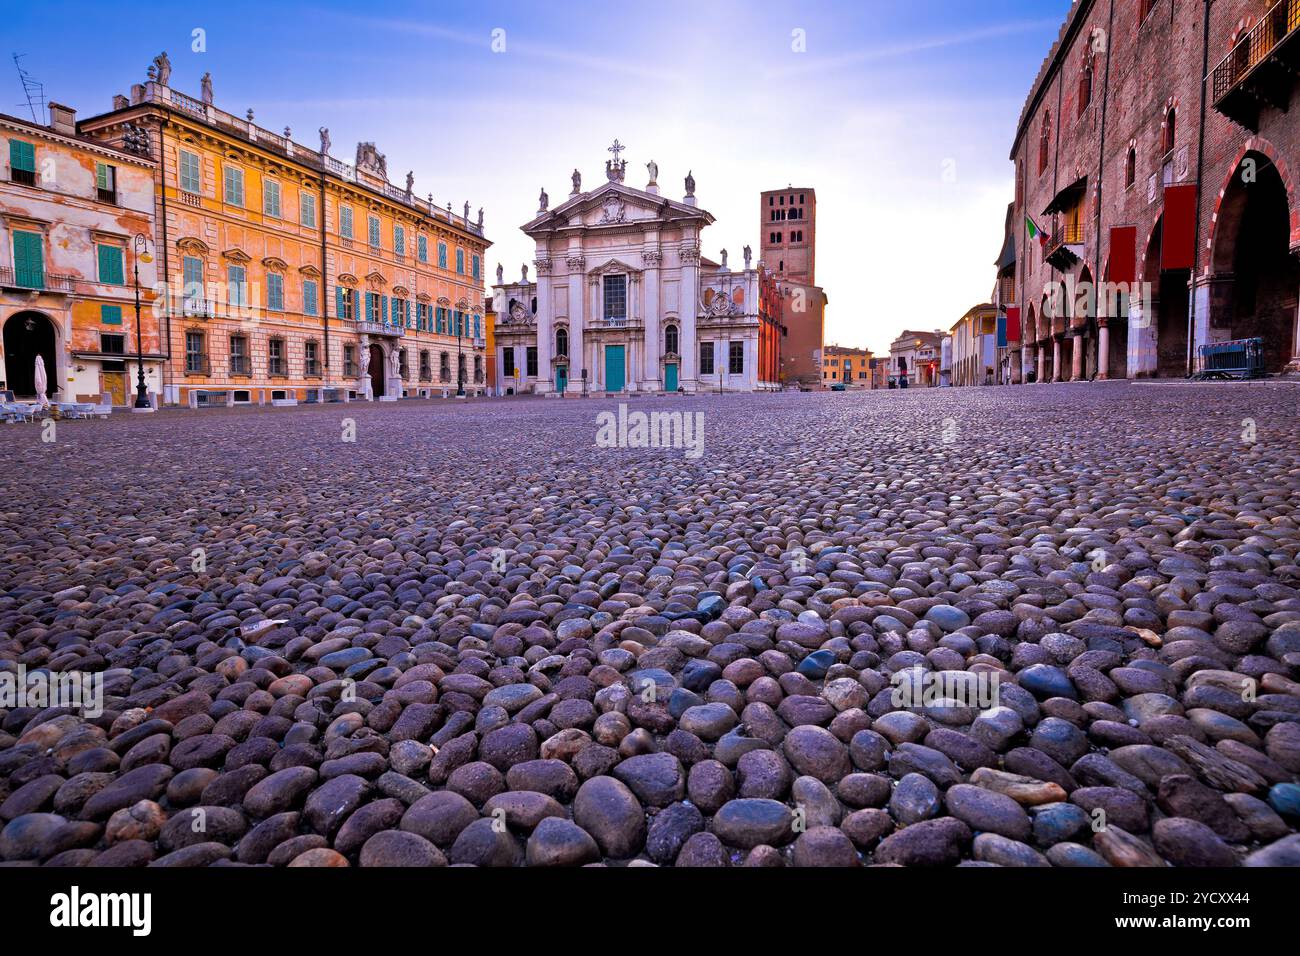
[567,251,586,395]
[680,238,700,390]
[642,247,661,389]
[535,255,554,395]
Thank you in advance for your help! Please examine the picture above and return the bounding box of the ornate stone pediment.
[392,284,411,297]
[598,193,626,224]
[364,270,386,286]
[298,264,321,278]
[176,236,209,256]
[261,256,288,272]
[337,272,359,286]
[587,257,642,279]
[221,247,250,263]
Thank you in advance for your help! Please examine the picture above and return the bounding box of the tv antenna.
[13,54,46,125]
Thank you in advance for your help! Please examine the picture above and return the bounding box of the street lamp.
[132,233,154,409]
[455,309,465,397]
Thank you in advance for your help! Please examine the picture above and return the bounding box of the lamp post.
[455,309,465,397]
[132,233,154,409]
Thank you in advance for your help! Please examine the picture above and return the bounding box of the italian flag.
[1026,215,1047,246]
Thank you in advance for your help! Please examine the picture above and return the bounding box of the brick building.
[77,57,490,407]
[2,106,163,406]
[761,185,827,387]
[1009,0,1299,381]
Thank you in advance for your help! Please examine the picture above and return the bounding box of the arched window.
[1162,108,1176,156]
[665,323,679,355]
[1125,146,1136,187]
[1078,57,1093,116]
[555,327,568,357]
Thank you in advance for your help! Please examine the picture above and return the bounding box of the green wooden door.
[556,366,568,392]
[664,363,678,392]
[604,345,625,393]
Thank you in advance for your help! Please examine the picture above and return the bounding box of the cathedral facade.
[493,145,780,396]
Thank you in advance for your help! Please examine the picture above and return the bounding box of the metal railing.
[1212,0,1300,103]
[1048,221,1085,250]
[1193,337,1266,380]
[0,266,79,293]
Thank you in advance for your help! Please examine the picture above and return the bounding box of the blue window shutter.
[408,299,414,327]
[365,291,373,321]
[100,304,123,325]
[335,286,344,319]
[381,295,388,325]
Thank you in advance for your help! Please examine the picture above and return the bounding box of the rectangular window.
[185,331,205,374]
[230,335,250,375]
[182,255,204,313]
[266,272,284,311]
[392,299,407,327]
[603,275,627,321]
[699,341,715,375]
[304,341,320,377]
[303,279,318,316]
[268,338,286,376]
[438,243,447,269]
[729,341,744,374]
[223,165,244,206]
[503,348,515,378]
[455,248,465,274]
[472,255,481,280]
[97,244,125,285]
[338,287,354,321]
[264,180,281,218]
[101,332,125,353]
[179,149,201,194]
[95,163,117,203]
[228,264,247,307]
[100,305,123,326]
[340,205,354,239]
[300,191,316,228]
[526,346,538,377]
[9,139,36,185]
[368,215,381,249]
[343,344,357,377]
[418,235,428,262]
[12,230,44,288]
[394,225,406,257]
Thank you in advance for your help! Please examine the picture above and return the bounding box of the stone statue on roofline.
[496,263,504,284]
[539,187,549,211]
[477,208,484,228]
[646,159,658,186]
[319,127,331,157]
[201,72,213,105]
[572,169,582,194]
[685,169,695,198]
[406,171,414,194]
[743,245,752,270]
[152,52,172,86]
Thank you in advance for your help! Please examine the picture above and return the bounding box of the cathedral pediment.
[523,181,712,235]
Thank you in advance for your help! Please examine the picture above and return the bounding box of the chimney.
[48,102,76,136]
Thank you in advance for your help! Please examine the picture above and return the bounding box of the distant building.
[888,330,942,387]
[1,105,163,405]
[822,344,873,386]
[950,303,997,386]
[760,186,816,284]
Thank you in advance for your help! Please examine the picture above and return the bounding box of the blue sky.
[6,0,1070,352]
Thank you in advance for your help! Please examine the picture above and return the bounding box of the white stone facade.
[492,152,776,395]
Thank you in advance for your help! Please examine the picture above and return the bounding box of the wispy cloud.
[763,18,1061,80]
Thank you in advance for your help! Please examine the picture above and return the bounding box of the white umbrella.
[33,355,49,408]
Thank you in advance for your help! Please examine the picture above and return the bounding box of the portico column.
[536,258,554,394]
[567,251,585,395]
[1097,319,1110,380]
[1051,337,1062,382]
[1070,330,1084,381]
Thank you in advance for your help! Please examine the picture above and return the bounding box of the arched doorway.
[3,311,57,399]
[368,343,385,398]
[1211,151,1298,372]
[1101,256,1129,378]
[1143,217,1190,377]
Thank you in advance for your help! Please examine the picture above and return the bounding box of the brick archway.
[1207,137,1300,257]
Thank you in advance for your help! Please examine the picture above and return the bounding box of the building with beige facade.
[2,106,163,406]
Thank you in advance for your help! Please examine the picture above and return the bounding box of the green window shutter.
[267,273,283,311]
[98,244,125,285]
[96,163,110,191]
[179,151,200,193]
[381,295,389,325]
[364,291,374,322]
[10,139,36,173]
[336,286,345,320]
[101,304,123,325]
[13,231,44,287]
[408,299,415,328]
[304,280,317,316]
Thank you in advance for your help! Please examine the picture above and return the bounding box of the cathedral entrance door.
[664,363,678,392]
[555,365,567,393]
[604,345,625,393]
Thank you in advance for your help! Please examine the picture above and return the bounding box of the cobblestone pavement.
[1,382,1298,867]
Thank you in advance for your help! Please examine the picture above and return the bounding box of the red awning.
[1161,184,1197,271]
[1108,226,1137,284]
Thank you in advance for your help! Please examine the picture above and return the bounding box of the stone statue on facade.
[200,72,213,105]
[152,52,172,86]
[522,264,529,283]
[496,263,504,284]
[477,208,484,228]
[358,345,369,383]
[685,169,695,198]
[538,187,549,211]
[646,159,658,186]
[405,171,414,194]
[463,201,470,222]
[319,127,331,157]
[388,347,401,381]
[743,244,752,270]
[571,169,582,194]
